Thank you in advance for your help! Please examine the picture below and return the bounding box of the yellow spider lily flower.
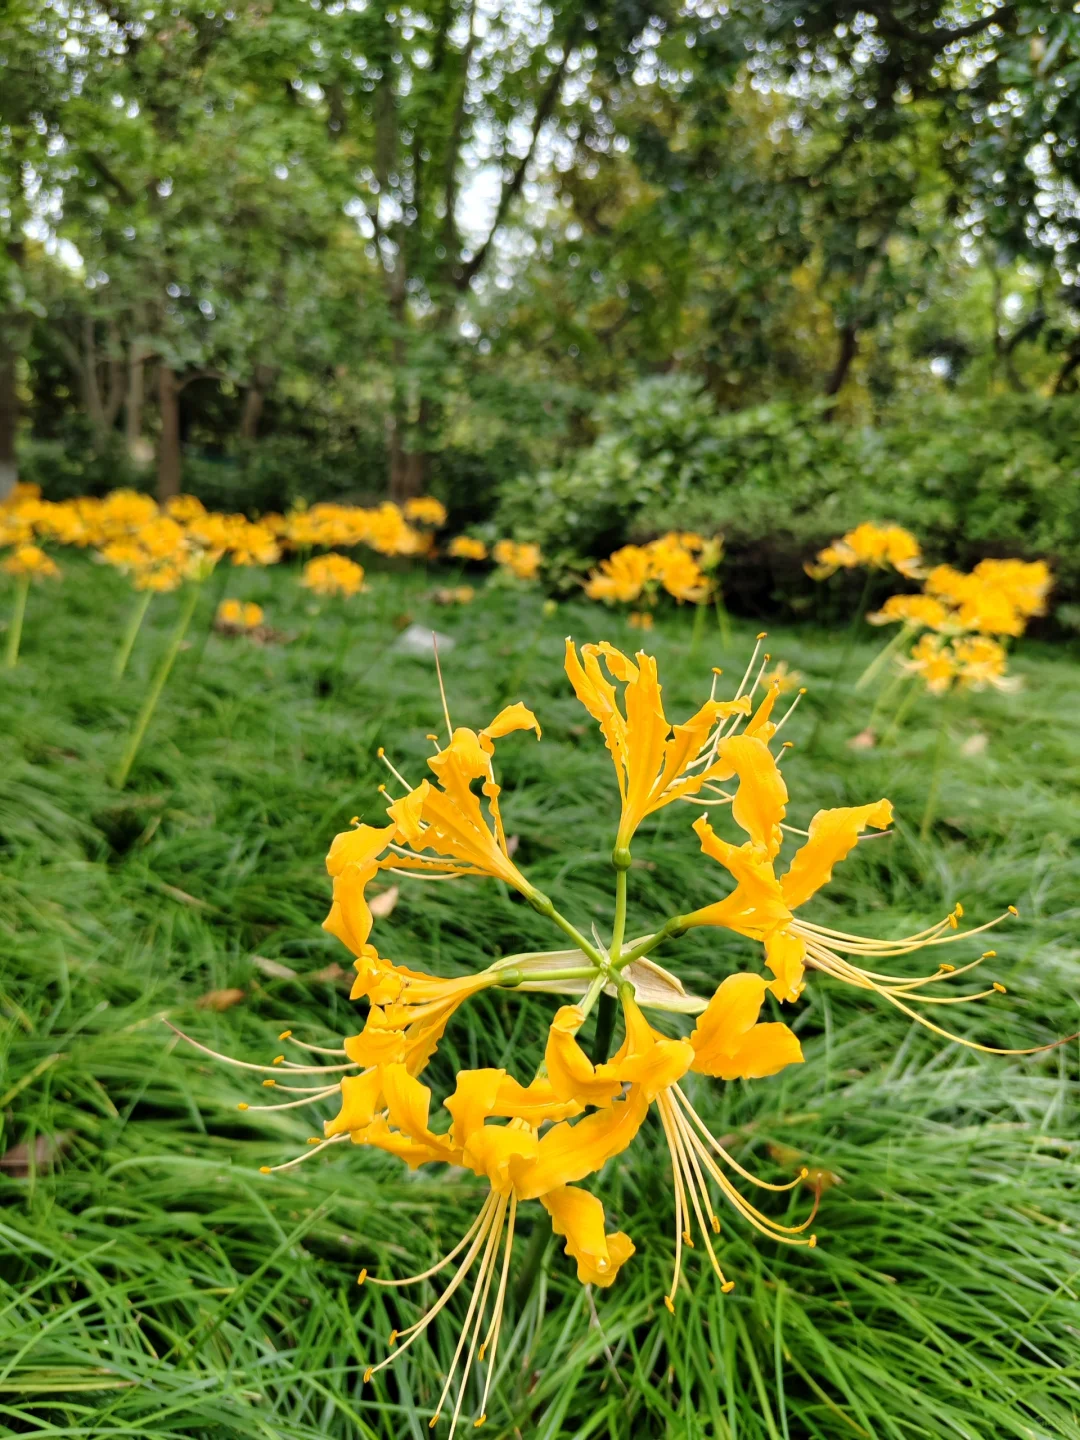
[447,535,488,561]
[380,704,543,895]
[681,740,1064,1054]
[584,545,652,604]
[493,539,542,581]
[300,552,366,597]
[404,496,448,528]
[867,594,950,631]
[2,544,60,579]
[806,522,922,581]
[545,983,809,1308]
[564,640,752,857]
[342,1062,633,1433]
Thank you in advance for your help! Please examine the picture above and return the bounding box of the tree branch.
[456,20,582,290]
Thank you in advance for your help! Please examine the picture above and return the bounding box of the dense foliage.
[495,378,1080,608]
[5,0,1080,518]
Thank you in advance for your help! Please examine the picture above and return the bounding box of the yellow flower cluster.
[177,636,1056,1434]
[283,501,432,556]
[585,531,722,609]
[900,633,1018,695]
[216,599,265,631]
[806,522,922,580]
[867,555,1051,696]
[447,535,488,562]
[301,552,366,598]
[493,539,542,581]
[1,543,60,580]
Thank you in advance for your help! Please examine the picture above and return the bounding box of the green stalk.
[689,599,707,659]
[529,891,607,970]
[591,863,629,1063]
[113,581,201,789]
[879,675,922,747]
[918,699,951,842]
[714,590,733,650]
[864,666,908,737]
[855,623,912,692]
[614,915,684,972]
[113,590,153,680]
[807,567,876,752]
[187,562,229,679]
[4,572,30,669]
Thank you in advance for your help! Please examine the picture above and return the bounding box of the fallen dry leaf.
[306,962,351,989]
[368,885,399,918]
[504,836,520,858]
[960,732,989,757]
[196,987,245,1012]
[252,956,298,980]
[1,1132,71,1177]
[847,727,877,750]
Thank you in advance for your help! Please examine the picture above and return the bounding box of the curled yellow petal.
[541,1185,636,1287]
[690,973,804,1080]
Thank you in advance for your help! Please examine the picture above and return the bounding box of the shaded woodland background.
[5,0,1080,594]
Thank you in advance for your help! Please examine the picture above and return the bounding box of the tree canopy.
[4,0,1080,502]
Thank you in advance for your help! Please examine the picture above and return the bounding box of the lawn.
[2,557,1079,1440]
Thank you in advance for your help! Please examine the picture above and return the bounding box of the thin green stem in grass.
[689,599,707,659]
[188,561,230,677]
[807,568,876,751]
[112,580,201,788]
[918,697,951,842]
[113,590,153,680]
[714,590,733,650]
[864,665,908,737]
[855,622,912,692]
[4,572,30,669]
[880,674,922,746]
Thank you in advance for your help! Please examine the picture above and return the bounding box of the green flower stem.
[589,991,618,1064]
[855,623,912,692]
[714,591,733,650]
[113,581,201,789]
[187,563,229,680]
[880,675,922,747]
[495,965,597,988]
[689,599,707,658]
[865,666,908,736]
[613,915,685,972]
[113,590,153,680]
[918,699,951,842]
[4,573,30,669]
[529,891,606,970]
[807,567,876,752]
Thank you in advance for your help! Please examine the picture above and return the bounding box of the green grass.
[2,555,1079,1439]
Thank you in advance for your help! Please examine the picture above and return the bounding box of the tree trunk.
[238,363,276,441]
[825,322,859,400]
[156,364,182,500]
[0,348,16,500]
[127,343,151,463]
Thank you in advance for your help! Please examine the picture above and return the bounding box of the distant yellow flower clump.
[301,553,366,598]
[585,532,722,609]
[447,535,488,562]
[493,539,542,581]
[217,599,265,630]
[2,544,60,579]
[806,522,922,581]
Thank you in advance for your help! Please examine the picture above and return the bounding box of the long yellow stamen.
[673,1087,807,1193]
[477,1193,517,1421]
[801,938,1076,1055]
[656,1097,688,1311]
[365,1196,499,1377]
[237,1085,341,1113]
[659,1093,733,1291]
[377,746,416,794]
[438,1194,508,1436]
[165,1022,359,1075]
[258,1133,350,1174]
[365,1204,494,1288]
